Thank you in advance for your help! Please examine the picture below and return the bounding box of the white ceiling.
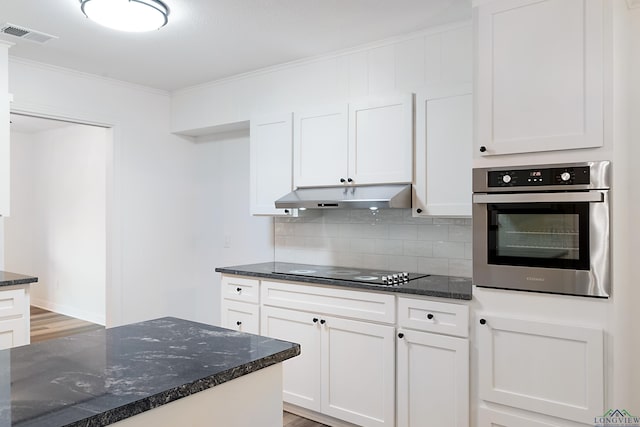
[0,0,471,91]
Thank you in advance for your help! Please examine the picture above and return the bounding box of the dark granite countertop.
[1,317,299,427]
[216,262,472,301]
[0,271,38,287]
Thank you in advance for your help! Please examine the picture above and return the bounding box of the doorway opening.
[4,113,111,327]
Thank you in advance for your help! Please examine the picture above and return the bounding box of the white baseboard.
[284,403,360,427]
[31,297,106,326]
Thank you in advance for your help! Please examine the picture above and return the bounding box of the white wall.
[6,58,214,327]
[5,125,108,324]
[191,131,273,324]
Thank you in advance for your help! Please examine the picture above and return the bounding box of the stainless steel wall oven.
[472,161,610,297]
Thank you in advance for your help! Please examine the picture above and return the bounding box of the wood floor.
[30,306,105,343]
[29,306,326,426]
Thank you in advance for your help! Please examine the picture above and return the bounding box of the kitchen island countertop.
[216,262,472,300]
[0,271,38,287]
[1,317,300,426]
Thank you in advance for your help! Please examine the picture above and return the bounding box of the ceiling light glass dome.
[80,0,169,32]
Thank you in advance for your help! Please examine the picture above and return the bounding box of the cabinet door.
[0,43,10,216]
[321,316,395,427]
[293,104,348,187]
[413,85,472,217]
[0,317,26,350]
[260,306,321,411]
[348,94,413,185]
[477,314,604,424]
[250,112,294,216]
[397,329,469,427]
[476,0,604,155]
[220,300,259,334]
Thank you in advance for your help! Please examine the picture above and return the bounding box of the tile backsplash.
[274,209,472,277]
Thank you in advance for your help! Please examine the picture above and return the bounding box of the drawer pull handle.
[398,333,404,339]
[236,287,242,293]
[312,318,319,323]
[320,319,326,325]
[479,318,487,325]
[427,313,434,320]
[236,321,242,326]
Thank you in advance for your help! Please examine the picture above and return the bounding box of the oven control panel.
[488,166,590,187]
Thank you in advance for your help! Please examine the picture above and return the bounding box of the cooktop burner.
[272,265,428,286]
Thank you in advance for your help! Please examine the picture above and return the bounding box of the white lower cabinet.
[477,314,604,425]
[220,300,259,334]
[220,276,260,334]
[396,330,468,427]
[261,306,396,427]
[397,296,469,427]
[0,286,31,349]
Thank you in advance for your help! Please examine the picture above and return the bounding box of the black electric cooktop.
[271,264,428,286]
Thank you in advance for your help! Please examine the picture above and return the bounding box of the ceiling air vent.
[0,23,58,44]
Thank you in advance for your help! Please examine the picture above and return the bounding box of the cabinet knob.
[340,178,346,183]
[416,208,423,214]
[236,287,242,293]
[312,318,319,323]
[284,209,290,214]
[398,333,404,339]
[347,178,353,183]
[479,318,487,325]
[479,146,487,153]
[427,313,434,320]
[320,319,326,325]
[236,321,242,326]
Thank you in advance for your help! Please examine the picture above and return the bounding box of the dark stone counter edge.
[215,267,472,301]
[67,344,300,427]
[0,277,38,287]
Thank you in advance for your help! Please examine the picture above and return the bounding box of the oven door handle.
[472,191,604,204]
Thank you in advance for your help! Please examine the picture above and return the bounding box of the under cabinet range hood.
[275,184,412,209]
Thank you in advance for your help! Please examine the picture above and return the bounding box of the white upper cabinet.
[250,112,295,216]
[294,94,413,187]
[0,42,11,217]
[348,94,413,185]
[475,0,605,156]
[293,104,348,187]
[413,84,472,217]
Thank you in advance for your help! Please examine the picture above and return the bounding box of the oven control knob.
[502,174,512,184]
[561,172,571,182]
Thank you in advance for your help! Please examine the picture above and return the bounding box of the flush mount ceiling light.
[79,0,169,32]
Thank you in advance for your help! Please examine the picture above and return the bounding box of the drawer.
[221,300,260,335]
[0,317,27,350]
[0,288,26,319]
[398,297,469,337]
[261,280,395,324]
[221,276,260,304]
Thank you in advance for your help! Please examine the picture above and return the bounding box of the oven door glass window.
[487,203,590,270]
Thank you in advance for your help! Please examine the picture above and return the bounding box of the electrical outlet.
[223,235,231,248]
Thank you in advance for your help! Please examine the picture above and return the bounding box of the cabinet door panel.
[476,0,604,155]
[220,300,259,334]
[260,306,321,411]
[478,314,604,424]
[250,112,294,216]
[397,330,468,427]
[414,85,472,217]
[294,105,348,187]
[0,318,26,350]
[321,316,395,427]
[348,94,413,185]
